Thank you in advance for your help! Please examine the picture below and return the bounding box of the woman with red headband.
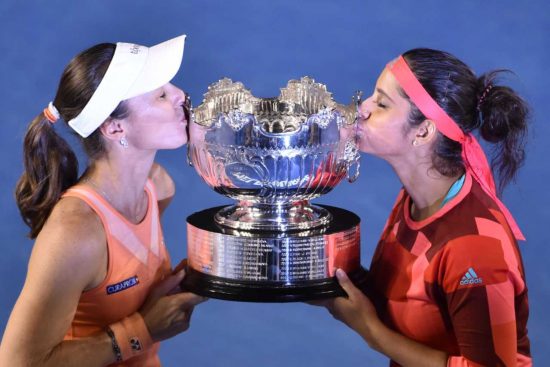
[314,48,531,366]
[0,35,207,366]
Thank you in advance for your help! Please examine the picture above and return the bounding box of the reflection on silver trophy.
[183,77,368,301]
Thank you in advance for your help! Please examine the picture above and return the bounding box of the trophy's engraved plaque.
[183,77,367,301]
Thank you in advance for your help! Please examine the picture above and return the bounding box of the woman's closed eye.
[375,99,387,109]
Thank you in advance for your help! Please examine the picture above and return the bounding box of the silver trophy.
[183,77,367,301]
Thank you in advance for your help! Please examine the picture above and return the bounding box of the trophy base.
[183,205,366,302]
[182,266,369,302]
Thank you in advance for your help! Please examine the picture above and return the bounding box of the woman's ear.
[99,118,126,143]
[413,119,437,146]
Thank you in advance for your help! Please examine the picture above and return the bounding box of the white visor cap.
[68,34,186,138]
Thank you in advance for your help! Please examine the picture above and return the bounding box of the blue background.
[1,1,548,365]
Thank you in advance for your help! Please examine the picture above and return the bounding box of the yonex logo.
[130,337,142,351]
[459,267,483,286]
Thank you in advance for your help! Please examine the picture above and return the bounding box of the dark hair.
[15,43,130,238]
[400,48,528,195]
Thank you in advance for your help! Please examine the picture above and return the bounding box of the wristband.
[105,326,123,362]
[108,313,154,360]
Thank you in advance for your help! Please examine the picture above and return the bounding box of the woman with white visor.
[0,35,207,366]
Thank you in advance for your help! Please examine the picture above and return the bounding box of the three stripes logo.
[459,267,483,286]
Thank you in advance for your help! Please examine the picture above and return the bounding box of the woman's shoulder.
[27,196,108,291]
[48,195,103,229]
[36,196,106,265]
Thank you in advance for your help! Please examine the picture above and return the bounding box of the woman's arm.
[438,235,528,366]
[0,198,118,366]
[318,269,448,367]
[0,197,206,366]
[149,163,175,216]
[321,232,527,367]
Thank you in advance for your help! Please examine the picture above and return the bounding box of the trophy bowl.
[183,77,367,302]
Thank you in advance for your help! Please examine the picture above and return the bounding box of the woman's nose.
[358,99,371,120]
[166,83,186,105]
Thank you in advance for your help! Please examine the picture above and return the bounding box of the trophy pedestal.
[182,205,368,302]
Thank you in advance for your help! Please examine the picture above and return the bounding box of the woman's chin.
[160,136,188,150]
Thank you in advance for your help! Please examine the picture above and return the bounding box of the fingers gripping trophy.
[183,77,368,301]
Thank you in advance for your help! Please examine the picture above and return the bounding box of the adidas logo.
[459,267,483,286]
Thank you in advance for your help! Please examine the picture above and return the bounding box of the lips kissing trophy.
[183,77,367,302]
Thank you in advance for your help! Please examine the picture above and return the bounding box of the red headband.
[388,55,525,241]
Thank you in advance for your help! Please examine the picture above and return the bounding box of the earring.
[412,140,419,147]
[120,137,129,148]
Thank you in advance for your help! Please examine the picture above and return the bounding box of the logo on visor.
[129,44,141,55]
[106,275,140,295]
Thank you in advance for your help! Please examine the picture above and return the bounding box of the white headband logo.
[129,44,141,55]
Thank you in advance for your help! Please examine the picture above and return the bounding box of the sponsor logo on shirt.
[459,267,482,286]
[106,275,140,295]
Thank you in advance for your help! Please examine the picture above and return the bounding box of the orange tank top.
[62,180,171,366]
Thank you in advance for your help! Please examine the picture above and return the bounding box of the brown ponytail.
[15,114,78,238]
[477,71,529,193]
[15,43,129,238]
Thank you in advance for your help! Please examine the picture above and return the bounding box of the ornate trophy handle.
[353,90,363,112]
[347,157,360,183]
[187,145,193,167]
[185,92,194,167]
[345,90,363,183]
